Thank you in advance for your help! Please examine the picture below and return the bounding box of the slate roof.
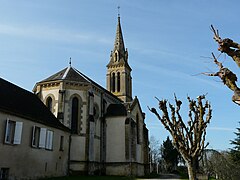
[0,77,69,131]
[40,66,90,83]
[37,66,122,104]
[106,104,127,117]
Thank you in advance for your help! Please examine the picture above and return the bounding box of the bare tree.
[148,94,212,180]
[149,136,161,173]
[206,150,240,180]
[149,136,161,164]
[204,26,240,105]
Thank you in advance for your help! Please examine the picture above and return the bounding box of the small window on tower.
[112,73,116,92]
[115,52,118,61]
[117,72,120,92]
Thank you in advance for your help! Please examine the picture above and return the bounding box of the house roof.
[0,77,69,131]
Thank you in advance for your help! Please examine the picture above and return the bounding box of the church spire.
[106,13,132,102]
[114,10,125,53]
[107,13,129,67]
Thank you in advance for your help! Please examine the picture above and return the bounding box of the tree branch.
[211,25,240,67]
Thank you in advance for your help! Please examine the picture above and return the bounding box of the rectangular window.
[5,119,23,145]
[32,126,53,150]
[59,136,64,151]
[0,168,9,180]
[32,126,40,147]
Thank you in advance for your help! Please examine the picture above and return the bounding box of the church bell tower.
[106,15,132,102]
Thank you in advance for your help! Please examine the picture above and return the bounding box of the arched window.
[112,73,116,92]
[115,52,118,62]
[128,75,131,95]
[46,97,53,112]
[117,72,120,92]
[71,97,79,134]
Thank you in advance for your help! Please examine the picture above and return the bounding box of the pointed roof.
[107,16,131,70]
[39,66,90,84]
[114,16,125,53]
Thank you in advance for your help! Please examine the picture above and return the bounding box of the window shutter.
[50,131,53,150]
[31,126,37,147]
[4,119,10,143]
[39,128,47,148]
[13,122,23,144]
[46,130,53,150]
[46,130,50,149]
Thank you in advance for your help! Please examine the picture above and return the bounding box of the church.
[0,15,149,179]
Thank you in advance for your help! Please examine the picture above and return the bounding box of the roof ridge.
[72,67,91,83]
[62,66,71,79]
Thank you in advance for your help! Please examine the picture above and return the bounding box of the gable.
[129,97,145,120]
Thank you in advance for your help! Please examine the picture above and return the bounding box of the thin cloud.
[0,23,112,45]
[208,127,235,132]
[133,60,223,89]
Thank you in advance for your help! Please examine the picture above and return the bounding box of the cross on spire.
[69,57,72,67]
[118,6,120,18]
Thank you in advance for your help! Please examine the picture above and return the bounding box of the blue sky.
[0,0,240,150]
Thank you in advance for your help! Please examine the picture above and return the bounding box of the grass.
[41,174,216,180]
[42,175,136,180]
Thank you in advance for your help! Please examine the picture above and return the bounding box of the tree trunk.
[187,160,197,180]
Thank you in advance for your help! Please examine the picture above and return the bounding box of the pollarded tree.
[204,26,240,105]
[148,94,212,180]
